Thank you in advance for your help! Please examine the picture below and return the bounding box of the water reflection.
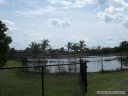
[47,56,128,72]
[28,56,128,73]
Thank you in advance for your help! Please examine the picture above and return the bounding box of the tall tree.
[119,41,128,52]
[40,39,50,54]
[9,48,17,60]
[71,43,79,53]
[65,42,72,52]
[59,47,65,54]
[0,20,12,67]
[79,40,86,52]
[29,42,41,58]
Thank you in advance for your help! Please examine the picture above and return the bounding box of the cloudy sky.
[1,0,128,49]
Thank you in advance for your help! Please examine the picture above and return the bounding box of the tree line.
[9,39,128,60]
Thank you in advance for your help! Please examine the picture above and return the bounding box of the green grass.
[88,72,128,96]
[1,60,128,96]
[5,60,22,67]
[1,60,82,96]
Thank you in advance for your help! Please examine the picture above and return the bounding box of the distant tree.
[71,43,79,53]
[9,48,17,60]
[102,47,111,54]
[65,42,72,52]
[79,40,86,52]
[24,47,31,54]
[29,42,41,58]
[40,39,50,54]
[119,41,128,52]
[97,45,101,50]
[0,20,12,67]
[119,41,128,47]
[96,45,102,53]
[59,47,65,54]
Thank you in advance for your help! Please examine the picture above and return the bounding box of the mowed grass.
[5,60,22,67]
[88,71,128,96]
[1,60,128,96]
[1,60,82,96]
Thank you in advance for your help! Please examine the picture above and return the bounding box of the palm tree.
[65,42,72,52]
[79,40,86,52]
[29,42,41,71]
[29,42,41,58]
[40,39,50,60]
[71,43,79,53]
[40,39,50,54]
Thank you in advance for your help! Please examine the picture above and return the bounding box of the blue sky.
[1,0,128,49]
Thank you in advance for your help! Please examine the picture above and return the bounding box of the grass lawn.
[88,72,128,96]
[1,60,82,96]
[0,60,128,96]
[5,60,22,67]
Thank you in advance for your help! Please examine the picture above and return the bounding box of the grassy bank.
[88,71,128,96]
[1,60,128,96]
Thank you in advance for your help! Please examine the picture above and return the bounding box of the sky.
[1,0,128,50]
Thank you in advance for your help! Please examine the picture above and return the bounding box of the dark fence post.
[41,66,44,96]
[79,59,88,95]
[84,61,88,93]
[101,56,104,73]
[0,69,2,96]
[0,64,1,96]
[121,55,123,71]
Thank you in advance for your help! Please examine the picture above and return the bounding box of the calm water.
[28,56,128,72]
[46,56,128,72]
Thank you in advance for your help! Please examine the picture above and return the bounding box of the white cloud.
[49,0,128,28]
[105,6,123,14]
[50,0,94,8]
[123,21,128,28]
[61,20,72,28]
[95,0,128,28]
[46,18,72,28]
[2,20,17,31]
[51,0,73,8]
[105,37,116,44]
[72,0,93,8]
[104,15,114,23]
[0,0,7,5]
[111,0,126,7]
[30,24,35,26]
[15,6,57,17]
[23,31,55,42]
[71,35,88,42]
[106,36,128,44]
[96,12,123,23]
[46,18,60,27]
[94,0,109,8]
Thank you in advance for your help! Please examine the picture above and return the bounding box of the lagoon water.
[46,56,128,72]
